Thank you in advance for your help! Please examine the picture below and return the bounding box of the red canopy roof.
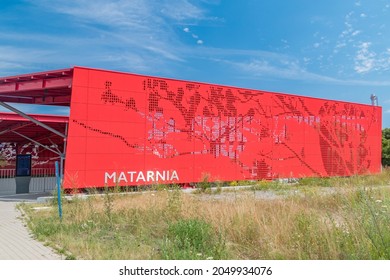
[0,112,68,145]
[0,68,73,106]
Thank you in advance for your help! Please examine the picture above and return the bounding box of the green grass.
[20,169,390,260]
[297,169,390,188]
[161,218,227,260]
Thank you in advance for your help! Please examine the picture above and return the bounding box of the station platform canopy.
[0,112,68,146]
[0,68,72,170]
[0,68,73,105]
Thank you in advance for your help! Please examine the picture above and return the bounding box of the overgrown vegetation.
[20,169,390,260]
[161,218,227,260]
[383,128,390,166]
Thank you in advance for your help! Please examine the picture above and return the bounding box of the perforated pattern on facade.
[64,67,382,188]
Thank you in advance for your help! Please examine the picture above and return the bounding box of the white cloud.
[352,30,361,36]
[0,46,57,75]
[354,42,376,73]
[334,11,361,53]
[182,25,203,45]
[334,42,346,51]
[37,0,154,30]
[354,42,390,74]
[17,0,212,73]
[205,48,390,86]
[160,0,206,21]
[222,57,335,83]
[360,13,367,18]
[3,0,390,91]
[200,0,221,4]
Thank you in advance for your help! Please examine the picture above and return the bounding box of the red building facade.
[63,67,382,188]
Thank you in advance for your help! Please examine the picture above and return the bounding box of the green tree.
[382,128,390,166]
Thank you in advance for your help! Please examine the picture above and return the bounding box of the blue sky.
[1,0,389,127]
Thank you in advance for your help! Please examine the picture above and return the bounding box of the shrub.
[161,218,226,260]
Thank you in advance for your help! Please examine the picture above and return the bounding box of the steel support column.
[60,122,68,181]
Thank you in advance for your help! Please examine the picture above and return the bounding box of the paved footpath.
[0,195,62,260]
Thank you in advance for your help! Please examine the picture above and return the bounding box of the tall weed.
[161,218,227,260]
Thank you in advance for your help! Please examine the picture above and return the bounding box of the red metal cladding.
[0,68,73,105]
[63,67,382,189]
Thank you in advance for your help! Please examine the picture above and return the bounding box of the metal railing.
[0,168,55,178]
[31,168,56,177]
[0,169,15,178]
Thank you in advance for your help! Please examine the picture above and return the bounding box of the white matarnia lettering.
[118,172,127,182]
[105,172,117,183]
[136,171,146,182]
[156,171,165,181]
[104,170,179,184]
[127,171,136,182]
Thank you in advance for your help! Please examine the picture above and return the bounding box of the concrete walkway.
[0,193,62,260]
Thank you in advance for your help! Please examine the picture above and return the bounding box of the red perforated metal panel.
[63,67,382,188]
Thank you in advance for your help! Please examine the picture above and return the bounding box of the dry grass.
[21,169,390,260]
